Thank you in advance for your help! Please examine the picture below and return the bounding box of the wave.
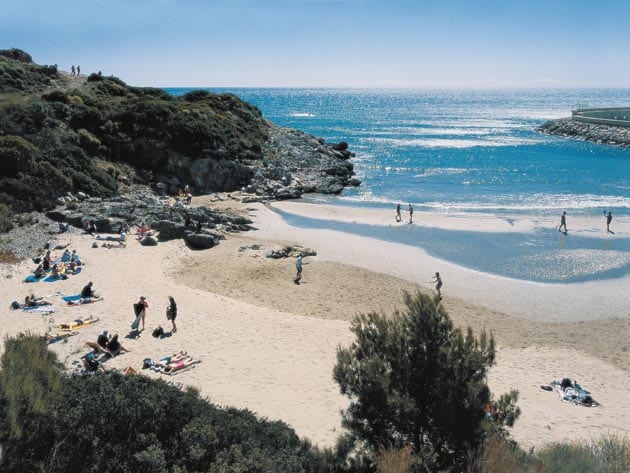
[361,136,544,149]
[289,112,315,118]
[413,167,474,178]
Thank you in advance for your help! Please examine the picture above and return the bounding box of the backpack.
[10,301,20,310]
[152,326,164,338]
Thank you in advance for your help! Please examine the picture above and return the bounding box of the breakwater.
[538,108,630,147]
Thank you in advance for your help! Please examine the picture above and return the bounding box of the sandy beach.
[1,197,629,449]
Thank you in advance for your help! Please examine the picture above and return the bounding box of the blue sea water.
[166,88,630,282]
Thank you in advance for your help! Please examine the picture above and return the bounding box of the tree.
[333,291,519,472]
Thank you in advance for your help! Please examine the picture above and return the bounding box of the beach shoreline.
[1,196,629,449]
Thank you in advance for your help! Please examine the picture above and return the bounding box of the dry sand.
[1,197,629,450]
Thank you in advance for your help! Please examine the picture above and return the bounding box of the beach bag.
[152,326,164,338]
[10,301,20,310]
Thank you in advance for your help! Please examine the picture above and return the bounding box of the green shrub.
[0,335,337,473]
[0,135,37,177]
[334,291,520,472]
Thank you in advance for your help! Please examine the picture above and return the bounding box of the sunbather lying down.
[145,352,200,374]
[545,378,601,407]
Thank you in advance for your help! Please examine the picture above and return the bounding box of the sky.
[2,0,630,88]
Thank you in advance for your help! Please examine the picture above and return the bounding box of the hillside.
[0,49,357,228]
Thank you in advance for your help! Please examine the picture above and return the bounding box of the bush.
[0,335,338,473]
[334,291,520,472]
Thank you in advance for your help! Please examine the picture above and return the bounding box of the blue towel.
[62,294,82,302]
[24,274,43,283]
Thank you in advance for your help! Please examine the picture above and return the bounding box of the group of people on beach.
[70,64,80,75]
[558,210,614,234]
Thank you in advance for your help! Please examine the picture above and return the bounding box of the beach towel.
[67,297,102,306]
[547,379,600,407]
[24,274,44,283]
[57,317,99,331]
[22,304,55,315]
[62,294,82,302]
[44,274,67,283]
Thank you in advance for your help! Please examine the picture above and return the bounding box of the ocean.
[166,88,630,282]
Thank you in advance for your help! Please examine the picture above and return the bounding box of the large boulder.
[184,231,219,249]
[154,220,186,240]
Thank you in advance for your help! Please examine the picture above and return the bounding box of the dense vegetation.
[0,49,268,222]
[0,335,336,473]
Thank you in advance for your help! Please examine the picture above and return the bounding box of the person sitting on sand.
[61,249,72,262]
[97,331,110,351]
[42,251,52,271]
[106,334,129,357]
[81,281,96,299]
[24,293,48,307]
[51,263,67,279]
[81,348,103,373]
[70,250,82,265]
[33,264,45,278]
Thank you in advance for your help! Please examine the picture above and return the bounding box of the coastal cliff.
[537,117,630,147]
[0,48,359,228]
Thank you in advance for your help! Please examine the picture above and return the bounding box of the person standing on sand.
[429,272,443,299]
[166,296,177,333]
[558,211,567,234]
[395,203,402,222]
[408,204,414,224]
[71,65,75,75]
[295,254,303,284]
[606,211,613,233]
[137,296,149,330]
[77,65,80,75]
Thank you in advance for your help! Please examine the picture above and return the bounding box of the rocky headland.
[0,48,360,236]
[538,117,630,147]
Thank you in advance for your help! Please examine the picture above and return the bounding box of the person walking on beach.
[71,65,75,75]
[558,211,567,234]
[395,203,402,222]
[76,65,80,75]
[295,254,303,284]
[429,272,443,299]
[606,211,613,233]
[166,296,177,333]
[408,204,414,224]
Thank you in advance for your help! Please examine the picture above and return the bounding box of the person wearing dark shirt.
[81,281,95,298]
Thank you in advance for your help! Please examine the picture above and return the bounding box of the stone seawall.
[538,117,630,147]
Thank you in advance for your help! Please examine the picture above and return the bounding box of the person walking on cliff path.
[606,211,614,233]
[294,254,303,284]
[395,203,402,222]
[558,211,567,234]
[408,204,414,224]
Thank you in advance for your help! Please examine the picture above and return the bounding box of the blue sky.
[2,0,630,88]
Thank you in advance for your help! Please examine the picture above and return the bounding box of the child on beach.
[429,272,443,299]
[295,254,303,284]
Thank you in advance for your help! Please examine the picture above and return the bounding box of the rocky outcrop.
[538,118,630,147]
[45,190,253,248]
[237,126,361,202]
